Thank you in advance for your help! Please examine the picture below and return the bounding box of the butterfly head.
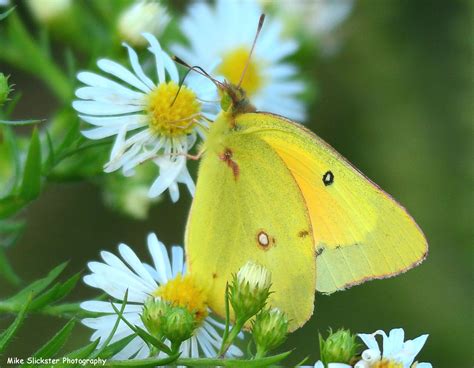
[219,81,256,116]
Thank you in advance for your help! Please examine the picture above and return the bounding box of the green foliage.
[0,294,31,353]
[21,319,76,367]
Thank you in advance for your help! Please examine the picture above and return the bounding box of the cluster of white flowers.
[73,0,315,203]
[81,233,242,360]
[311,328,432,368]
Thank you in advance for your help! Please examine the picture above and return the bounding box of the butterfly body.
[186,88,427,331]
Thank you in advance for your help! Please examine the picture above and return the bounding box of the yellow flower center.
[217,47,264,96]
[372,360,403,368]
[146,82,201,137]
[154,274,208,323]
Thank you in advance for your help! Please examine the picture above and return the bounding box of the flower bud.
[0,73,11,106]
[229,261,271,321]
[319,328,360,365]
[117,1,170,47]
[252,308,288,354]
[140,298,170,337]
[161,306,197,344]
[27,0,72,25]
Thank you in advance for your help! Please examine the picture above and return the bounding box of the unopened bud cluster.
[141,298,197,345]
[228,261,288,356]
[229,261,272,321]
[319,328,360,365]
[252,307,289,354]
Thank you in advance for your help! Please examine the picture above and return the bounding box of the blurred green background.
[1,0,472,366]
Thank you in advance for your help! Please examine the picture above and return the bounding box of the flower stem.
[218,318,244,357]
[0,301,98,318]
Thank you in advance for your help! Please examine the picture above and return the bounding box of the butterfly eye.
[322,171,334,186]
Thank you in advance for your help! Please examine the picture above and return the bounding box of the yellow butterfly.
[182,23,427,332]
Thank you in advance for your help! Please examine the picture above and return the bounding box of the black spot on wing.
[323,171,334,186]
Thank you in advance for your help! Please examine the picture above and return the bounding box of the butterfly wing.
[235,112,428,294]
[185,129,316,331]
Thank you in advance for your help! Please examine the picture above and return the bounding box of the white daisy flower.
[73,33,218,201]
[80,233,242,360]
[261,0,353,37]
[117,1,171,47]
[171,0,306,122]
[301,361,351,368]
[311,362,352,368]
[355,328,432,368]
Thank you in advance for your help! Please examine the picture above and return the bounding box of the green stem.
[218,319,244,357]
[255,345,266,359]
[0,301,98,319]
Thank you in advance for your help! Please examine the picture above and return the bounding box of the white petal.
[79,114,148,127]
[73,100,144,116]
[142,33,166,83]
[113,336,146,360]
[97,59,151,93]
[77,71,145,97]
[118,243,157,287]
[122,42,155,89]
[80,300,142,313]
[75,86,145,104]
[358,332,381,351]
[171,246,184,277]
[147,233,172,283]
[148,156,185,198]
[383,328,405,358]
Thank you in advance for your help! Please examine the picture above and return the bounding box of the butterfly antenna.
[237,13,265,89]
[170,66,197,107]
[172,56,224,90]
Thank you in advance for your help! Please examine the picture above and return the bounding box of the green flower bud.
[27,0,72,25]
[229,261,271,321]
[252,308,288,355]
[161,306,197,344]
[0,73,11,106]
[319,328,361,365]
[140,298,170,338]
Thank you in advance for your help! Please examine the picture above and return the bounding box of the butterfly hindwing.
[235,112,428,293]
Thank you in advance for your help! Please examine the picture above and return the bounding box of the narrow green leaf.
[20,127,42,200]
[0,6,15,21]
[21,319,75,365]
[0,119,44,126]
[109,301,172,355]
[55,119,80,157]
[53,340,100,368]
[91,291,129,359]
[44,129,55,171]
[63,339,99,359]
[0,246,21,286]
[0,294,31,353]
[4,262,67,306]
[95,334,136,359]
[105,353,180,367]
[29,272,81,311]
